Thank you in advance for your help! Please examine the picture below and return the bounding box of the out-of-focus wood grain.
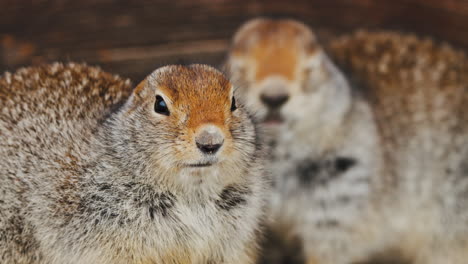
[1,0,468,82]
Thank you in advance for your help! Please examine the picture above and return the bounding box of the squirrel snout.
[260,93,289,109]
[259,79,290,109]
[195,125,224,155]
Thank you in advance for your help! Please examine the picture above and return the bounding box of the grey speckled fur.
[0,63,268,264]
[227,18,468,264]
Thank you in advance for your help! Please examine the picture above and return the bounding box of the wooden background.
[2,0,468,82]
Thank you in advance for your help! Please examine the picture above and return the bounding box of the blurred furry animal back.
[226,18,468,264]
[328,30,468,263]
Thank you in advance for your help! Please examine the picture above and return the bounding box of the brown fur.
[231,18,318,81]
[156,66,231,130]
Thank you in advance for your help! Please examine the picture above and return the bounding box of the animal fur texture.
[226,18,468,264]
[0,63,268,264]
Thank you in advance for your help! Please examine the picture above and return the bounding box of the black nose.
[196,143,222,154]
[260,94,289,109]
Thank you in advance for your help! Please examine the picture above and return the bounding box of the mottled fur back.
[0,63,132,262]
[329,32,468,262]
[330,31,468,183]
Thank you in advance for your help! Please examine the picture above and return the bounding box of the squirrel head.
[106,64,259,189]
[227,18,350,130]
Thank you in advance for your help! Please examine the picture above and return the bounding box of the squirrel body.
[0,63,267,264]
[227,18,468,264]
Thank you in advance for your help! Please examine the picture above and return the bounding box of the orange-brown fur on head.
[119,64,258,185]
[153,66,236,165]
[227,18,343,130]
[155,65,231,131]
[230,18,318,82]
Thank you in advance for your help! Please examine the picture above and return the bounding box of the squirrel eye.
[154,95,170,116]
[230,96,237,112]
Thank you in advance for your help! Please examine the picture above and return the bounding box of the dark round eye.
[230,97,237,112]
[154,95,170,116]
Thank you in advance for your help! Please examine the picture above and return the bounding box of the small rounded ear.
[133,79,147,98]
[232,18,269,48]
[226,55,249,88]
[121,79,147,112]
[227,56,246,73]
[124,78,155,112]
[303,51,332,92]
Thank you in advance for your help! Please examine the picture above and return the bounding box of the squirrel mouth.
[263,110,284,125]
[186,162,214,168]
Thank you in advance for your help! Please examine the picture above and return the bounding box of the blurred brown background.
[2,0,468,82]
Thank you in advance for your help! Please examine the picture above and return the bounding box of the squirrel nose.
[195,125,224,155]
[197,143,222,154]
[260,93,289,109]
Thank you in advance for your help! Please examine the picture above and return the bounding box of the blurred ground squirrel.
[227,18,468,264]
[0,63,268,263]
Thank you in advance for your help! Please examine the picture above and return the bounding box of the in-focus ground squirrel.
[0,63,268,264]
[226,18,468,264]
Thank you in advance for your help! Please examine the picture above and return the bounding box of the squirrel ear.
[303,51,331,92]
[133,79,147,97]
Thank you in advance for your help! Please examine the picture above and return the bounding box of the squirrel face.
[111,64,257,187]
[227,18,338,130]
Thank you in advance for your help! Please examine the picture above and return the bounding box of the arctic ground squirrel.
[0,63,267,264]
[227,18,468,264]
